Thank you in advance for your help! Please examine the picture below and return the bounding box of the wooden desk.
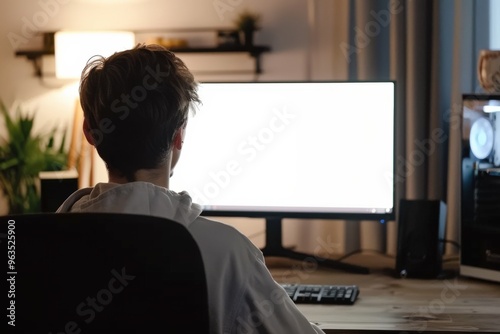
[267,253,500,333]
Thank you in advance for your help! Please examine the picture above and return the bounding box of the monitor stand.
[261,217,370,274]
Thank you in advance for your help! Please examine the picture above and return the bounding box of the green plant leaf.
[0,99,69,214]
[58,128,67,154]
[0,157,19,170]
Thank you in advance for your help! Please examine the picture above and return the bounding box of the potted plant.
[234,9,261,47]
[0,100,68,214]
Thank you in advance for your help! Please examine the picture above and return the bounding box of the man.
[57,44,324,333]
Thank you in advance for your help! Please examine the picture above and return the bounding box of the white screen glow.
[170,82,395,217]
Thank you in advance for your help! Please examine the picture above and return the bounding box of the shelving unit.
[14,30,271,77]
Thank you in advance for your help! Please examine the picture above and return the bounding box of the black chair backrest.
[1,213,209,333]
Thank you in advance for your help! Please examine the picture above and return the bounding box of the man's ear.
[82,118,96,146]
[173,127,184,151]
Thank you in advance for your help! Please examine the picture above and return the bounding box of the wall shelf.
[15,42,271,77]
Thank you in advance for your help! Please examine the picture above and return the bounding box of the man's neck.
[108,165,170,188]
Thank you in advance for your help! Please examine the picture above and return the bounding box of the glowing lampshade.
[55,31,135,79]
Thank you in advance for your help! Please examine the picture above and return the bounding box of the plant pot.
[240,29,255,47]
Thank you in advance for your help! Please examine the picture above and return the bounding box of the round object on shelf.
[470,117,494,160]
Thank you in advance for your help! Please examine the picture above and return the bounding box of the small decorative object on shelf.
[160,38,189,49]
[478,49,500,93]
[216,29,240,47]
[234,9,261,47]
[146,36,189,49]
[43,31,55,53]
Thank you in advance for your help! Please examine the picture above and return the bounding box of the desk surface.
[267,253,500,333]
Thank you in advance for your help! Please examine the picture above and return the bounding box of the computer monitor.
[170,81,396,273]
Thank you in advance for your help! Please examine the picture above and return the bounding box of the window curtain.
[300,0,490,258]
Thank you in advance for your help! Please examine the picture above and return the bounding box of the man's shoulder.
[189,216,247,243]
[189,216,262,260]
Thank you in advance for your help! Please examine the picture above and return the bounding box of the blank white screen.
[170,82,395,216]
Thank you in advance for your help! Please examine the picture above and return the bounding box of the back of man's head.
[79,44,199,180]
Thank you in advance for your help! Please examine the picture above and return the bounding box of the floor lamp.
[55,31,135,188]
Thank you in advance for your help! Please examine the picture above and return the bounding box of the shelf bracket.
[15,49,53,78]
[249,51,263,74]
[26,54,43,78]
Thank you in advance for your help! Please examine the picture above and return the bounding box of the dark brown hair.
[79,44,199,180]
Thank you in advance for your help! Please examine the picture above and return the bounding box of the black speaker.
[39,170,79,212]
[396,199,447,278]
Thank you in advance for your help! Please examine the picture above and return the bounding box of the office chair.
[1,213,209,333]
